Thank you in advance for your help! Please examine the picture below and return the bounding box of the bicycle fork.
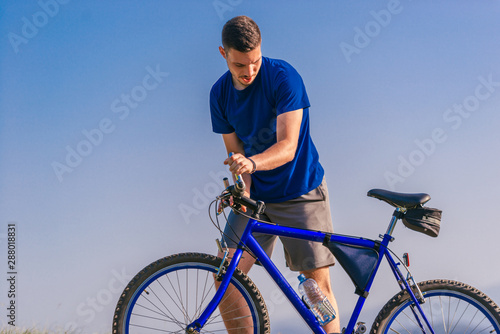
[185,247,245,334]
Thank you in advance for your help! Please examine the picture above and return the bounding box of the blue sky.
[1,1,499,332]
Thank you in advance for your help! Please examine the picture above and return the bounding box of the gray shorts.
[222,178,335,271]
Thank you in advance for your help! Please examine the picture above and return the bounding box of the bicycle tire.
[370,279,500,334]
[113,252,270,334]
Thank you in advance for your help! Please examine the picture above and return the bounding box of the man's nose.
[245,65,256,77]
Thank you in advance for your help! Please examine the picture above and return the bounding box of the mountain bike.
[112,175,500,334]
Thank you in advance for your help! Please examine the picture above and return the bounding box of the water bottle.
[297,274,336,325]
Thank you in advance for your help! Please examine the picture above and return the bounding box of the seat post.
[386,208,403,236]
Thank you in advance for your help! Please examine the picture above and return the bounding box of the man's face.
[219,45,262,90]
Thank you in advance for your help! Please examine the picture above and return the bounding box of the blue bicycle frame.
[188,211,436,334]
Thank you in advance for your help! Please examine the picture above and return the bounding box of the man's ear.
[219,46,227,59]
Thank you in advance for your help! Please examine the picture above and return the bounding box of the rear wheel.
[113,252,270,333]
[371,279,500,334]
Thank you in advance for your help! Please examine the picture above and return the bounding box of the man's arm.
[225,108,303,175]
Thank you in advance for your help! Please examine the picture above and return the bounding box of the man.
[210,15,340,333]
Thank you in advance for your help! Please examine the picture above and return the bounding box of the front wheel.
[371,279,500,334]
[113,252,270,334]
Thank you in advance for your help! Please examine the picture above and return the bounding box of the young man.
[210,15,340,333]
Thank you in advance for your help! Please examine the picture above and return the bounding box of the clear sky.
[1,1,499,333]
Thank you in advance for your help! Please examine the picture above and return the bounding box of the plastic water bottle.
[297,274,336,325]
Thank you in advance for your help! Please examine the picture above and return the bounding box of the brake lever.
[217,200,229,216]
[216,191,232,216]
[216,177,232,216]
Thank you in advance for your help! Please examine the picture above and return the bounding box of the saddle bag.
[402,206,442,237]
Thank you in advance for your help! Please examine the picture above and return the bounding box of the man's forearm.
[250,139,296,171]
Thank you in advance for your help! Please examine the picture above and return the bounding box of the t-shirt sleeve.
[210,85,234,134]
[275,64,310,115]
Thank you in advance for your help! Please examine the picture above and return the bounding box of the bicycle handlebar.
[228,185,261,213]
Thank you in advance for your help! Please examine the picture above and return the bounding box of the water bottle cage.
[301,296,312,310]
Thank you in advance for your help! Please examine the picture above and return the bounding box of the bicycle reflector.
[402,207,442,237]
[403,253,410,267]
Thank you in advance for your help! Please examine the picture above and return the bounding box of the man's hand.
[222,153,253,213]
[224,153,254,176]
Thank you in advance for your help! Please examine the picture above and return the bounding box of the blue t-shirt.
[210,57,324,203]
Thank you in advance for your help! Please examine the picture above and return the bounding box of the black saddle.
[367,189,430,209]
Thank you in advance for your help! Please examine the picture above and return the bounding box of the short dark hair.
[222,16,261,52]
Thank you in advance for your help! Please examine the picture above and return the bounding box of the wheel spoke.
[439,296,448,334]
[449,298,462,334]
[196,269,216,317]
[148,281,185,329]
[429,296,434,331]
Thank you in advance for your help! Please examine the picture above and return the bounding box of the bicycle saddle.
[367,189,430,209]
